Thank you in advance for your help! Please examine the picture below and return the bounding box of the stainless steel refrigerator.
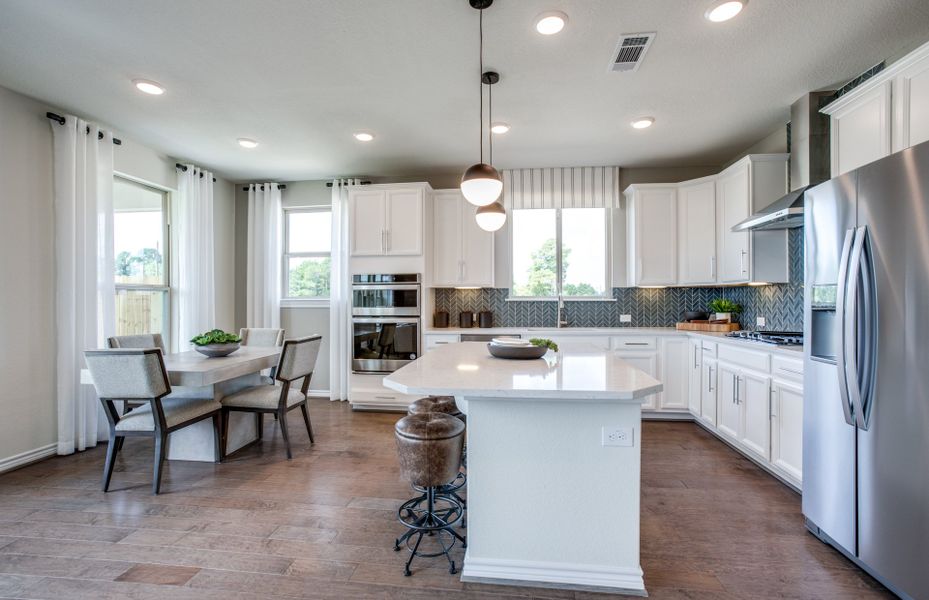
[804,141,929,600]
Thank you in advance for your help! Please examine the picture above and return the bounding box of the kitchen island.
[384,341,662,595]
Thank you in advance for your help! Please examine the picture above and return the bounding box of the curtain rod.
[242,184,287,191]
[326,181,372,187]
[46,112,122,145]
[175,163,217,182]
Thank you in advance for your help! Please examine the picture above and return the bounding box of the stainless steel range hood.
[733,90,833,232]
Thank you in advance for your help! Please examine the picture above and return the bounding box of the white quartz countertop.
[384,342,663,401]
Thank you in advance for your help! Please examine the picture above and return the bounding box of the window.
[511,207,609,298]
[284,207,332,300]
[113,177,170,342]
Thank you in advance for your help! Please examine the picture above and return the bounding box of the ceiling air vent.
[610,32,656,73]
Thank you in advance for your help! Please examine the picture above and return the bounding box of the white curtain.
[52,115,116,455]
[173,165,215,350]
[329,178,359,401]
[246,183,282,329]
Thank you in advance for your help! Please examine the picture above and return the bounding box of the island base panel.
[460,396,645,594]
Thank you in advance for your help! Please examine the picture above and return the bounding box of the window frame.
[282,205,332,306]
[113,175,172,347]
[508,206,613,301]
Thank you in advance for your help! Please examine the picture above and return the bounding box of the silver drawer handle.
[374,395,396,400]
[778,367,803,375]
[624,342,650,346]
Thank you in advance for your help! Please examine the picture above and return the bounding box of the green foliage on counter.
[530,338,559,352]
[190,329,241,346]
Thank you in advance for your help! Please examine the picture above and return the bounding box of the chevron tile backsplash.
[434,230,804,331]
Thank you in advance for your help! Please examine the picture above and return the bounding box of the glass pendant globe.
[460,163,503,206]
[475,201,506,232]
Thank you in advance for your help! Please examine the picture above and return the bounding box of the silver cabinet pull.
[740,249,747,275]
[710,256,716,279]
[624,342,649,346]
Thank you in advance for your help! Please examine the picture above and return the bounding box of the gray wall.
[0,84,57,465]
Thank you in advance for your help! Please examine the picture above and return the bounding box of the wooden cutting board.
[675,322,742,332]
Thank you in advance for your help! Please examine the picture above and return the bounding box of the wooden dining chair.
[220,335,322,459]
[239,327,285,383]
[84,348,223,494]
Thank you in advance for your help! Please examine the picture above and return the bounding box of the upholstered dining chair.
[107,333,166,352]
[239,327,285,383]
[84,348,222,495]
[105,334,167,414]
[220,335,322,459]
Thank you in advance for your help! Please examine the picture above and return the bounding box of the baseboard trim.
[307,389,330,399]
[0,443,57,474]
[461,556,646,595]
[642,409,694,421]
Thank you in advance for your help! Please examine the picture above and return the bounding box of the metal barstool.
[394,413,466,576]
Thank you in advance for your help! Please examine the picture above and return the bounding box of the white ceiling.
[2,0,929,182]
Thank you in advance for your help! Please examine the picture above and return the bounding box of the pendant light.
[474,70,506,232]
[461,0,503,207]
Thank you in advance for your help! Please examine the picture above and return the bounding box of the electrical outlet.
[620,314,632,323]
[756,317,766,328]
[602,426,634,447]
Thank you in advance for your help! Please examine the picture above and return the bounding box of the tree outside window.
[284,208,331,300]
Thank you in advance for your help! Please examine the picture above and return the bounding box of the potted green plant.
[190,329,242,357]
[707,298,742,323]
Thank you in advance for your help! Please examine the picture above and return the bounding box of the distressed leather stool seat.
[394,413,466,576]
[408,396,468,512]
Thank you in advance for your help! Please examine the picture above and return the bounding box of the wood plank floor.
[0,399,892,599]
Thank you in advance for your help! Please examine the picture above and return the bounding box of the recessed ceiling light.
[631,117,655,129]
[237,138,258,149]
[353,132,375,142]
[704,0,746,22]
[133,79,165,95]
[535,11,568,35]
[491,122,510,134]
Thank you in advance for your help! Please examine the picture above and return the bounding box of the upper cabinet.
[677,178,717,285]
[823,40,929,175]
[350,186,425,257]
[715,155,789,285]
[432,190,494,287]
[625,185,677,286]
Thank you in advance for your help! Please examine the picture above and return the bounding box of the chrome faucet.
[557,296,568,328]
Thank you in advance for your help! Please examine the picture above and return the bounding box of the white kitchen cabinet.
[423,333,458,354]
[677,178,717,285]
[687,339,702,415]
[350,186,424,256]
[771,378,804,485]
[659,336,690,410]
[700,358,718,427]
[615,352,659,410]
[715,155,789,285]
[893,42,929,152]
[350,190,388,256]
[739,370,772,461]
[624,185,677,286]
[717,363,741,442]
[552,335,611,352]
[432,190,493,287]
[825,81,892,177]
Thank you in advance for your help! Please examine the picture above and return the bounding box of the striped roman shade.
[501,166,620,210]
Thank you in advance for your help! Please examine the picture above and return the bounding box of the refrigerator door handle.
[844,227,868,431]
[835,228,857,426]
[852,226,878,431]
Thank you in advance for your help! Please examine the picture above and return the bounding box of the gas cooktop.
[726,330,803,346]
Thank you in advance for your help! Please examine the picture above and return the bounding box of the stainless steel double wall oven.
[351,274,421,373]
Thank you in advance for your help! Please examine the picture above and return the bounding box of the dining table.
[82,345,281,462]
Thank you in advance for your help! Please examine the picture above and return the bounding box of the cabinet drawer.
[425,334,458,345]
[700,340,718,357]
[718,343,770,373]
[772,355,804,382]
[612,336,657,351]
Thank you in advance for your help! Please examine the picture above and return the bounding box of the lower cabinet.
[615,352,659,410]
[687,339,702,414]
[658,337,690,410]
[700,358,717,427]
[771,378,804,486]
[715,362,773,462]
